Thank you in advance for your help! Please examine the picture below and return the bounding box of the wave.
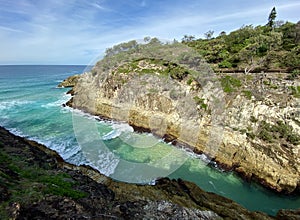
[89,150,120,176]
[102,123,134,140]
[18,132,84,166]
[0,100,34,111]
[102,130,121,140]
[70,108,102,121]
[41,93,71,109]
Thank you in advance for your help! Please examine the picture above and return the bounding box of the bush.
[289,86,300,98]
[220,75,242,93]
[287,70,299,80]
[218,60,232,68]
[257,121,300,144]
[242,90,252,99]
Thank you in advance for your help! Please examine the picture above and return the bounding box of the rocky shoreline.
[60,59,300,195]
[3,126,298,219]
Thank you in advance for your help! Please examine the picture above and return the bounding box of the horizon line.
[0,64,90,66]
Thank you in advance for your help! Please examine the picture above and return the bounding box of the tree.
[182,35,196,42]
[267,7,277,28]
[219,31,226,37]
[143,36,151,43]
[204,30,214,40]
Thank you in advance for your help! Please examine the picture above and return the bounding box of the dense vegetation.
[93,37,213,80]
[182,8,300,73]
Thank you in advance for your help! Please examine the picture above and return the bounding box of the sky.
[0,0,299,65]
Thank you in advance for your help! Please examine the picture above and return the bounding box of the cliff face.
[0,126,281,219]
[64,54,300,194]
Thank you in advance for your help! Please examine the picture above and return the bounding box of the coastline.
[60,68,300,195]
[1,126,300,219]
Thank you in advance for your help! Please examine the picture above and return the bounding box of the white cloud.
[0,0,299,64]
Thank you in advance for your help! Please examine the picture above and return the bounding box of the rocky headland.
[59,41,300,194]
[2,126,294,219]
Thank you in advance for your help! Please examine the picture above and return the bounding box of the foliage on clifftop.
[93,38,212,80]
[182,19,300,73]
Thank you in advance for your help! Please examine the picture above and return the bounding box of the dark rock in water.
[0,126,297,219]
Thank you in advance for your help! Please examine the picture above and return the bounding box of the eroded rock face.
[65,58,300,195]
[0,126,279,219]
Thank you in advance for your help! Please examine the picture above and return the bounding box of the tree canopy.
[183,20,300,73]
[267,7,277,28]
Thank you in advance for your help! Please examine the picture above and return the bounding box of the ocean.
[0,65,299,215]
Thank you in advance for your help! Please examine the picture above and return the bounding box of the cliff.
[0,126,286,219]
[62,41,300,194]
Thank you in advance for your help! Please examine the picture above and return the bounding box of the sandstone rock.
[65,59,300,194]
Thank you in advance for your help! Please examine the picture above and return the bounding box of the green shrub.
[258,129,274,142]
[187,77,194,85]
[193,96,208,110]
[246,132,256,139]
[287,69,299,80]
[257,121,300,145]
[220,75,242,93]
[218,60,232,68]
[242,90,252,99]
[289,86,300,98]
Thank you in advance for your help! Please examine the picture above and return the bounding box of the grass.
[289,86,300,98]
[0,148,87,216]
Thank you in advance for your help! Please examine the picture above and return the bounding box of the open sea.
[0,65,299,215]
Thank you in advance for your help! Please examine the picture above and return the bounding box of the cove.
[0,65,299,216]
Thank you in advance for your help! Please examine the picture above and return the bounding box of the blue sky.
[0,0,299,65]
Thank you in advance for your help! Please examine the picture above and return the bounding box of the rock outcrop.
[63,51,300,194]
[58,74,80,88]
[0,126,285,219]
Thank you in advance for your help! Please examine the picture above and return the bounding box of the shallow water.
[0,65,299,215]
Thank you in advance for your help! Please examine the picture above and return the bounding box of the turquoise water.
[0,65,299,215]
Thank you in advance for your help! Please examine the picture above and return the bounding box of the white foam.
[0,100,34,111]
[71,108,102,122]
[41,93,71,108]
[5,127,27,138]
[102,123,134,140]
[27,135,84,166]
[112,123,134,132]
[102,130,121,140]
[88,150,120,176]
